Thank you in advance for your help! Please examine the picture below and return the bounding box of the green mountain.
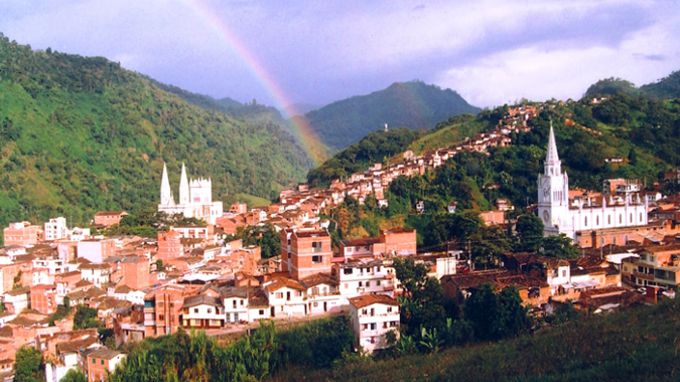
[583,70,680,100]
[640,70,680,99]
[0,34,312,235]
[305,81,480,150]
[583,77,639,98]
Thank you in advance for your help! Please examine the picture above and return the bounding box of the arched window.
[596,216,600,226]
[608,215,611,225]
[619,214,622,224]
[639,212,643,222]
[629,213,633,223]
[584,216,588,227]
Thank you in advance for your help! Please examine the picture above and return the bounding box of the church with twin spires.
[537,123,648,241]
[158,162,223,225]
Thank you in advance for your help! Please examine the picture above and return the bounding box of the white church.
[158,162,223,225]
[537,123,648,240]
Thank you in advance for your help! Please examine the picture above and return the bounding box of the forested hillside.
[316,94,680,247]
[305,81,480,150]
[0,34,312,233]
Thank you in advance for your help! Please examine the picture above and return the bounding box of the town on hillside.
[2,103,680,381]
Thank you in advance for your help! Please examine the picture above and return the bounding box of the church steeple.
[160,162,175,206]
[544,120,561,176]
[179,162,190,205]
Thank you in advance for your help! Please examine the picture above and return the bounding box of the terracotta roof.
[88,347,123,360]
[183,294,222,308]
[300,273,336,289]
[348,294,398,309]
[265,277,305,292]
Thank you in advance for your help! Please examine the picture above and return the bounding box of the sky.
[0,0,679,110]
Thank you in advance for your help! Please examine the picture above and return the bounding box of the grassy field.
[271,300,680,382]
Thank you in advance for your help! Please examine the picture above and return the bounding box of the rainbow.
[181,0,328,165]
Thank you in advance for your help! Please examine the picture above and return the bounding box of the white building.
[263,277,307,318]
[334,260,395,298]
[348,294,400,353]
[44,217,68,241]
[158,162,223,225]
[537,123,648,240]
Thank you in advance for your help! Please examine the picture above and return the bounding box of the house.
[263,277,306,318]
[80,263,112,288]
[93,211,128,228]
[180,295,225,329]
[156,230,184,261]
[300,274,346,315]
[44,217,69,241]
[86,347,125,382]
[348,294,400,353]
[30,284,58,315]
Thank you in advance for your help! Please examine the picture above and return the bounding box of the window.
[370,323,376,330]
[377,280,381,286]
[640,212,643,221]
[312,241,323,252]
[276,292,283,299]
[312,255,323,263]
[92,358,96,364]
[101,359,105,365]
[207,308,212,314]
[359,281,363,287]
[362,309,368,315]
[608,215,611,225]
[240,300,244,306]
[343,268,352,275]
[387,307,392,313]
[383,322,388,329]
[596,216,599,226]
[619,214,622,224]
[233,300,237,308]
[370,308,375,316]
[158,314,164,321]
[259,309,264,315]
[194,308,199,313]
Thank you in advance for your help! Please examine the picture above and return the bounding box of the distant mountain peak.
[305,81,480,150]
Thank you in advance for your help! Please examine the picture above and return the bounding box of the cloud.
[437,11,680,107]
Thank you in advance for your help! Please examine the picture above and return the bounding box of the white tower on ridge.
[160,162,175,206]
[179,162,190,205]
[537,121,571,236]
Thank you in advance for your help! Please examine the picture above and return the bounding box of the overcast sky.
[1,0,679,109]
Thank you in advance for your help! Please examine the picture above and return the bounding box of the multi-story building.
[283,230,332,280]
[180,295,225,329]
[622,244,680,289]
[77,239,116,264]
[44,217,69,241]
[263,277,306,318]
[2,222,43,247]
[348,294,400,353]
[143,284,194,337]
[333,259,395,298]
[156,230,183,262]
[80,263,112,288]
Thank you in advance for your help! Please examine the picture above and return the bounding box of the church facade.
[158,162,223,225]
[537,124,648,241]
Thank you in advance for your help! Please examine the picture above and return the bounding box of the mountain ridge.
[304,80,480,150]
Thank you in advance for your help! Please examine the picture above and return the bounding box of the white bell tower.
[537,122,571,236]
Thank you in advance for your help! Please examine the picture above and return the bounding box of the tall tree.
[14,346,43,382]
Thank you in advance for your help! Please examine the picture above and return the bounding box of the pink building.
[157,230,183,261]
[3,222,43,247]
[93,211,128,228]
[119,256,150,290]
[30,284,58,315]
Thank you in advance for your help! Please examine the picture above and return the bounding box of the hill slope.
[273,300,680,381]
[305,81,480,150]
[0,34,312,233]
[640,70,680,99]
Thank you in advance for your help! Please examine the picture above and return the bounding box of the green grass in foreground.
[271,299,680,382]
